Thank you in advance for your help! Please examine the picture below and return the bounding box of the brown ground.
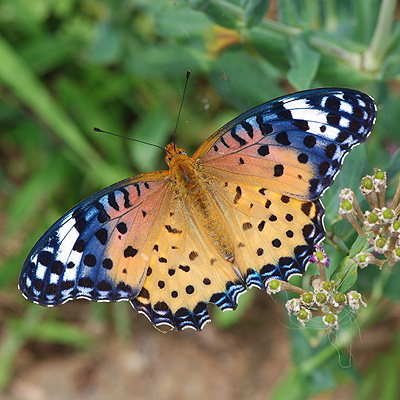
[6,292,289,400]
[3,290,400,400]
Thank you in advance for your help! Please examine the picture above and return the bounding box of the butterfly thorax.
[167,151,197,189]
[166,143,235,262]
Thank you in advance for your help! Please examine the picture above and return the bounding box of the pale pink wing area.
[194,89,376,201]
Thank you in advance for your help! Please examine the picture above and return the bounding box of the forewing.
[19,171,171,306]
[194,88,376,200]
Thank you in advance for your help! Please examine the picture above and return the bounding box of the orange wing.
[19,171,171,305]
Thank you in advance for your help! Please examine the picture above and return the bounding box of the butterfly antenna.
[93,127,165,152]
[173,70,191,150]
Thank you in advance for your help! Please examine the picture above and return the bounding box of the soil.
[3,290,400,400]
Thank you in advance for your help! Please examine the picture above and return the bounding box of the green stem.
[257,18,301,38]
[363,0,397,72]
[256,17,361,68]
[308,34,362,68]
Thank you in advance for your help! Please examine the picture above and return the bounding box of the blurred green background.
[1,0,400,399]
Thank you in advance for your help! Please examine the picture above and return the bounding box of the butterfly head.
[165,143,188,166]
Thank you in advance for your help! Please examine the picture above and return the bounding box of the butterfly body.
[19,88,377,331]
[167,147,235,262]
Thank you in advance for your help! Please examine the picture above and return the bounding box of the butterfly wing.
[19,171,171,306]
[130,89,376,331]
[191,88,376,290]
[208,179,324,287]
[19,88,376,332]
[131,193,246,330]
[129,175,326,331]
[195,88,376,200]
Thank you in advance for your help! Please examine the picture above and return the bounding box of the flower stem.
[363,0,397,72]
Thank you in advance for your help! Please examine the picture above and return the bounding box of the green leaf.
[89,21,123,64]
[129,104,173,172]
[330,218,354,239]
[354,0,382,44]
[323,144,369,221]
[330,256,358,292]
[244,0,270,28]
[0,34,121,185]
[21,35,80,75]
[348,235,369,258]
[156,5,212,39]
[246,25,291,70]
[384,268,400,301]
[278,0,300,27]
[287,35,320,90]
[126,43,200,79]
[386,148,400,180]
[189,0,242,29]
[4,154,68,239]
[0,306,45,390]
[27,319,93,347]
[209,50,282,111]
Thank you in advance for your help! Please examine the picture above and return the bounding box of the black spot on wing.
[124,246,138,258]
[327,113,341,126]
[303,135,316,148]
[102,258,113,270]
[165,225,182,234]
[108,192,119,211]
[275,131,291,146]
[220,135,230,148]
[257,144,270,156]
[119,188,132,208]
[298,153,309,164]
[230,129,247,146]
[325,95,341,110]
[273,164,284,177]
[234,186,242,204]
[95,228,108,245]
[292,120,310,131]
[256,114,273,136]
[277,109,293,120]
[241,120,254,138]
[73,239,85,253]
[133,183,141,197]
[117,222,127,234]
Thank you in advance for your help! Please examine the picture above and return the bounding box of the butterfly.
[19,88,377,331]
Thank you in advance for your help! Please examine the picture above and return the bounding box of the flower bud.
[364,209,380,232]
[323,313,339,332]
[374,235,389,254]
[296,308,312,327]
[300,292,314,306]
[315,292,328,306]
[347,291,367,310]
[285,298,301,315]
[266,279,281,294]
